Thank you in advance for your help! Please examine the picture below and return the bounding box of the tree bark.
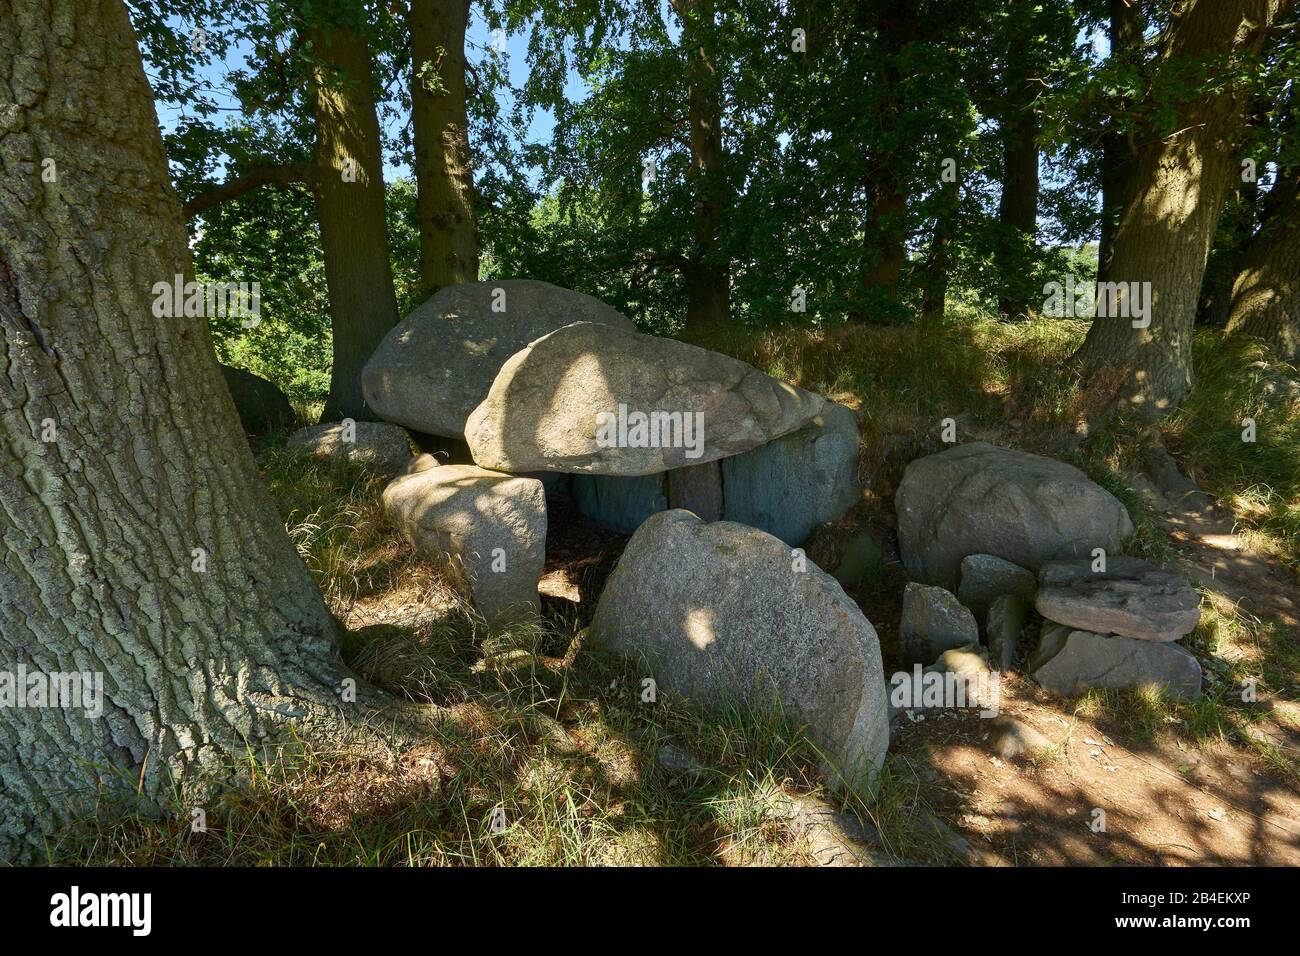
[310,15,401,421]
[0,0,353,860]
[675,0,731,335]
[1225,173,1300,361]
[409,0,478,299]
[1071,0,1291,419]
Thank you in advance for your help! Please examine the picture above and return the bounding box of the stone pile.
[220,281,1212,803]
[351,280,883,793]
[334,280,862,629]
[894,443,1203,700]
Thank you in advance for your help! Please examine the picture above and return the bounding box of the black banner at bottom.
[0,865,1283,942]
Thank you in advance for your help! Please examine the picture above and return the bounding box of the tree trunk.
[1225,174,1300,361]
[1071,0,1289,419]
[1097,0,1145,282]
[859,0,918,311]
[0,0,351,860]
[862,183,909,296]
[995,108,1039,319]
[409,0,478,299]
[994,0,1041,320]
[920,178,957,324]
[310,16,401,421]
[676,0,731,334]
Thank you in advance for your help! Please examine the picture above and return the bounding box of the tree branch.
[182,163,315,219]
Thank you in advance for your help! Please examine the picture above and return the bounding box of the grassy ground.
[42,319,1299,865]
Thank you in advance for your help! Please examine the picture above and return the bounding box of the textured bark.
[1225,174,1300,361]
[1071,0,1291,419]
[0,0,353,861]
[1097,0,1145,283]
[310,17,401,420]
[675,0,731,334]
[409,0,478,298]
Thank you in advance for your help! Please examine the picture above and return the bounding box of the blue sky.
[150,7,586,184]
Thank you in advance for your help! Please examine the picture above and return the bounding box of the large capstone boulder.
[362,280,636,438]
[899,583,980,666]
[465,322,826,476]
[1028,623,1202,699]
[721,401,860,546]
[288,421,412,477]
[382,463,546,625]
[1035,558,1200,642]
[590,510,889,797]
[896,442,1134,590]
[220,364,295,436]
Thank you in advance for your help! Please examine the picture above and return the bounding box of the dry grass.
[42,319,1300,866]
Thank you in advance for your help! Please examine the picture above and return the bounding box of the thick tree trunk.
[1225,174,1300,361]
[409,0,478,298]
[0,0,352,860]
[862,183,908,296]
[994,0,1041,320]
[676,0,731,334]
[995,107,1039,319]
[310,16,401,421]
[1097,0,1145,282]
[1071,0,1289,419]
[859,0,918,311]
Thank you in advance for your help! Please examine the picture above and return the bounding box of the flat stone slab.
[382,463,546,624]
[900,583,980,667]
[590,510,889,798]
[362,280,635,437]
[896,442,1134,590]
[465,322,826,476]
[1029,623,1202,699]
[667,459,724,522]
[1035,558,1200,642]
[721,401,860,546]
[571,472,667,534]
[288,421,412,477]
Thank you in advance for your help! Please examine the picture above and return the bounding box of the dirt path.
[1138,443,1299,630]
[894,677,1300,865]
[896,454,1300,866]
